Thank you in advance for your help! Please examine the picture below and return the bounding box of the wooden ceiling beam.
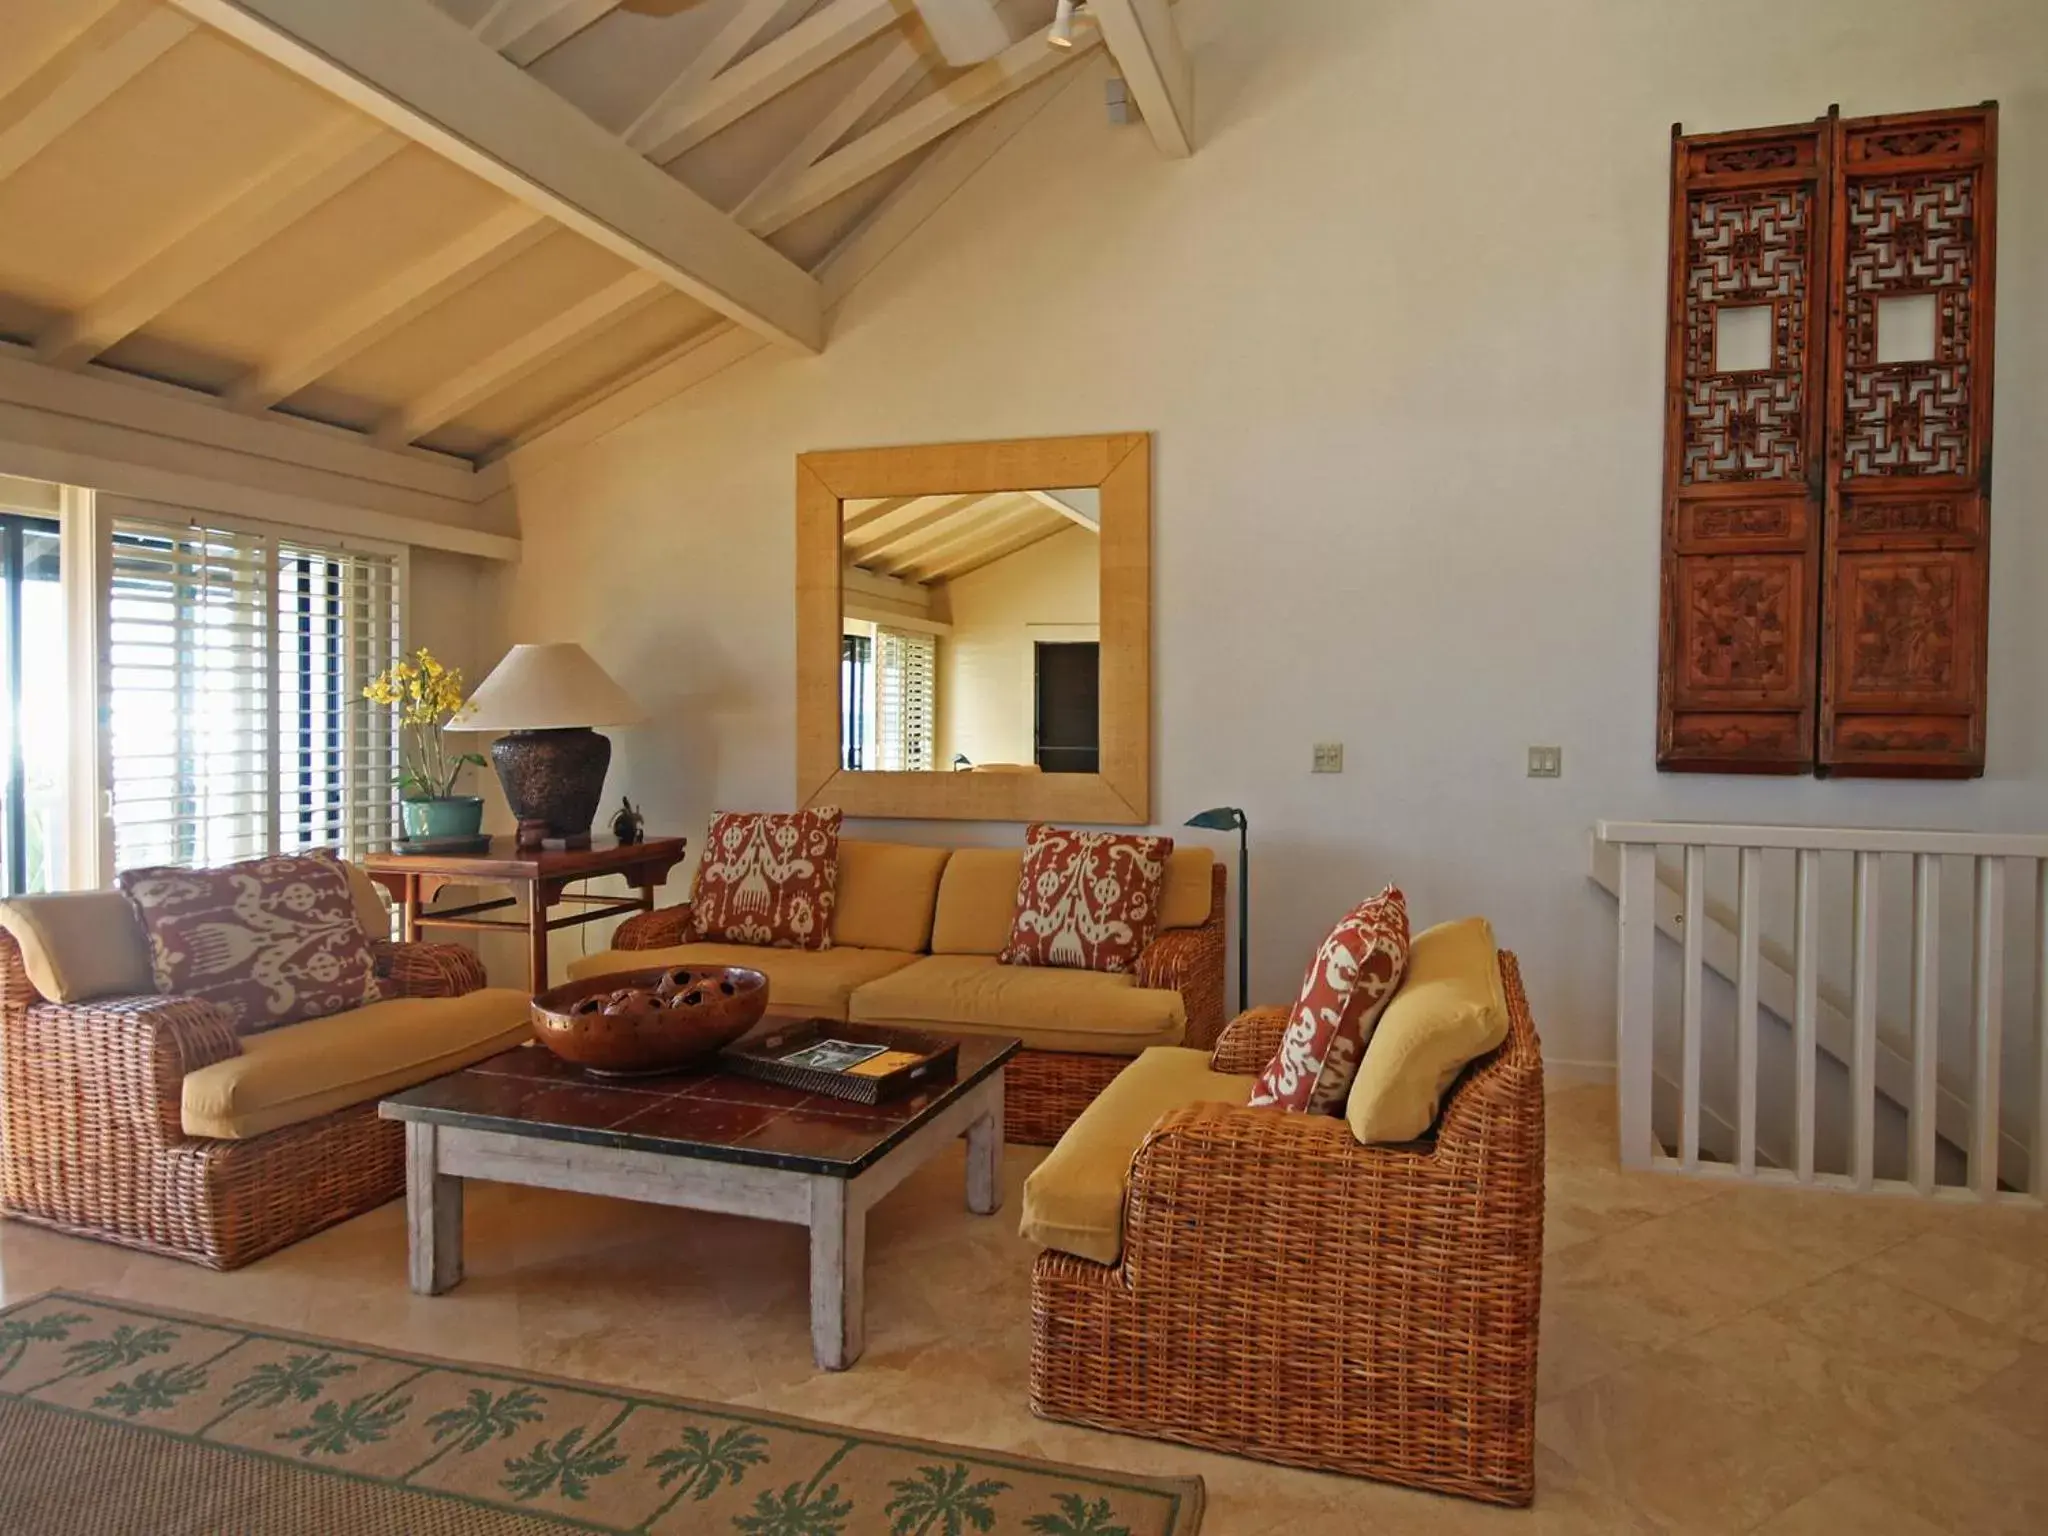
[734,32,926,229]
[839,495,923,537]
[623,0,812,155]
[880,500,1042,579]
[1024,488,1099,530]
[924,517,1067,581]
[741,22,1096,235]
[167,0,824,352]
[630,0,905,164]
[38,120,404,370]
[476,0,622,66]
[849,494,986,558]
[374,269,664,447]
[1091,0,1193,158]
[909,0,1013,65]
[230,203,553,413]
[0,1,194,186]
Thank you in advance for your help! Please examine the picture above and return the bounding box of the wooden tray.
[721,1019,959,1105]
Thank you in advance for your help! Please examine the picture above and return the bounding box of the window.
[874,626,936,772]
[106,510,403,873]
[840,632,871,769]
[0,512,63,895]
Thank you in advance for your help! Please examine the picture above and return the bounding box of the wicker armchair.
[0,933,488,1271]
[1029,952,1545,1506]
[613,864,1230,1146]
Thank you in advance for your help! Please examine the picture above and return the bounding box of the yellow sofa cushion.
[182,988,531,1140]
[565,942,918,1021]
[931,846,1215,958]
[1346,917,1508,1144]
[832,840,951,953]
[1020,1046,1254,1264]
[847,954,1185,1055]
[0,889,154,1003]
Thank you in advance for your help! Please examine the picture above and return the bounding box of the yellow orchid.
[362,647,484,799]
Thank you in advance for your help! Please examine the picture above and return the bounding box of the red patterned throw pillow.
[1250,886,1410,1114]
[117,849,386,1035]
[1000,823,1174,974]
[691,808,843,951]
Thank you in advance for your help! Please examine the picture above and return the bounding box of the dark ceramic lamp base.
[491,727,611,849]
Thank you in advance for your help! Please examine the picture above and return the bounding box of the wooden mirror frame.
[796,433,1151,823]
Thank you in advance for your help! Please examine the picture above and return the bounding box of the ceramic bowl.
[529,965,770,1077]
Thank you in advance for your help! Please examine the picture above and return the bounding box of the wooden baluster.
[1616,842,1656,1171]
[1736,846,1760,1176]
[1909,853,1942,1195]
[1681,846,1704,1170]
[1851,851,1879,1190]
[1794,848,1818,1182]
[1972,856,2005,1198]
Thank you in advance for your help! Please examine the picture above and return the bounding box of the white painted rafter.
[909,0,1014,65]
[1092,0,1193,157]
[230,203,553,413]
[629,0,906,164]
[476,0,622,65]
[374,269,665,447]
[0,1,195,185]
[38,120,403,369]
[167,0,824,351]
[734,32,926,228]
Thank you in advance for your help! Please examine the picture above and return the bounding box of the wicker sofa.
[568,839,1227,1144]
[0,877,529,1271]
[1026,949,1545,1506]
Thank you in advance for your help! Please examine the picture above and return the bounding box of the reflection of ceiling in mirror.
[841,488,1100,586]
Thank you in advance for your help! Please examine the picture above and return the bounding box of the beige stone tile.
[1752,1473,1954,1536]
[1854,1403,2048,1536]
[1954,1342,2048,1444]
[1862,1227,2048,1344]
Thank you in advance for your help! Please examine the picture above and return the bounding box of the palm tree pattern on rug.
[0,1294,1199,1535]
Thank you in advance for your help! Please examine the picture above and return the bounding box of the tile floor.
[2,1084,2044,1534]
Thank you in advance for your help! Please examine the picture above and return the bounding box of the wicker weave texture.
[1029,952,1546,1506]
[0,931,482,1271]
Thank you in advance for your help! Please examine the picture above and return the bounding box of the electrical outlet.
[1527,745,1562,779]
[1312,742,1344,774]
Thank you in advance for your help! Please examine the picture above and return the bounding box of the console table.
[363,836,687,994]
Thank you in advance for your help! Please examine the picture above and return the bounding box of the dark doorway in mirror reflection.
[1034,641,1100,775]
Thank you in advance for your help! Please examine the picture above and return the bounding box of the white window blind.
[107,510,403,873]
[874,627,936,772]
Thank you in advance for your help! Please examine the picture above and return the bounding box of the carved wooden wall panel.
[1658,123,1829,772]
[1659,104,1996,778]
[1821,107,1996,776]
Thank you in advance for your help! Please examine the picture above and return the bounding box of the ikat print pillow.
[1249,886,1410,1114]
[117,849,386,1035]
[999,823,1174,975]
[690,808,843,951]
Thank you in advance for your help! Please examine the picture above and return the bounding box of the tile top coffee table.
[379,1028,1019,1371]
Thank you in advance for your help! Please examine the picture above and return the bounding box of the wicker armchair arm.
[613,903,695,950]
[374,941,487,998]
[1208,1007,1291,1074]
[5,993,240,1147]
[1135,923,1226,1050]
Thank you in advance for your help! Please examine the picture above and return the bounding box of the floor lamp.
[1183,806,1249,1015]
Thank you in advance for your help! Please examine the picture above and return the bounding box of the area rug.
[0,1292,1202,1535]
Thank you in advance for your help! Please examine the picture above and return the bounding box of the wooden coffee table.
[379,1028,1018,1371]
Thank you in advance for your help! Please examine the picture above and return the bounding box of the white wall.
[490,0,2048,1070]
[936,525,1099,766]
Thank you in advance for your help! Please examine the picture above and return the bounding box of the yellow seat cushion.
[847,954,1185,1054]
[1020,1046,1254,1264]
[565,943,918,1021]
[182,988,532,1140]
[832,840,951,953]
[1346,917,1508,1144]
[930,846,1215,957]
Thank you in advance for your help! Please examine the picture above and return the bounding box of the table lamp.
[460,643,646,849]
[1184,806,1249,1014]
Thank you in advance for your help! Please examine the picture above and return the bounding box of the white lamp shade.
[458,643,646,731]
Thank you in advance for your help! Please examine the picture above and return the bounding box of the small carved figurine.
[610,797,645,845]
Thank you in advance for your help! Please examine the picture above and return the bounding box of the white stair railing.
[1599,821,2048,1204]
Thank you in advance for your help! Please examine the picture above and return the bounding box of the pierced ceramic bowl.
[530,965,770,1077]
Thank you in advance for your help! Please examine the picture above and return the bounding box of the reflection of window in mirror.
[840,488,1100,773]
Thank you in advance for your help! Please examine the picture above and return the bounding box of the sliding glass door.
[0,514,63,895]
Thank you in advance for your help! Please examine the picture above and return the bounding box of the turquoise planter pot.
[401,796,484,842]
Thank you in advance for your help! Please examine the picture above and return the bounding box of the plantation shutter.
[105,503,404,874]
[874,627,936,772]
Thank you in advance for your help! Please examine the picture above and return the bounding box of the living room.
[0,0,2043,1531]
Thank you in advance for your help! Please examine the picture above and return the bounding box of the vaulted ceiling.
[0,0,1191,472]
[843,487,1095,583]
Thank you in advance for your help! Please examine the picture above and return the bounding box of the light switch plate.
[1527,745,1562,779]
[1312,742,1344,774]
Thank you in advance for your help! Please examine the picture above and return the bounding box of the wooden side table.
[363,836,688,995]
